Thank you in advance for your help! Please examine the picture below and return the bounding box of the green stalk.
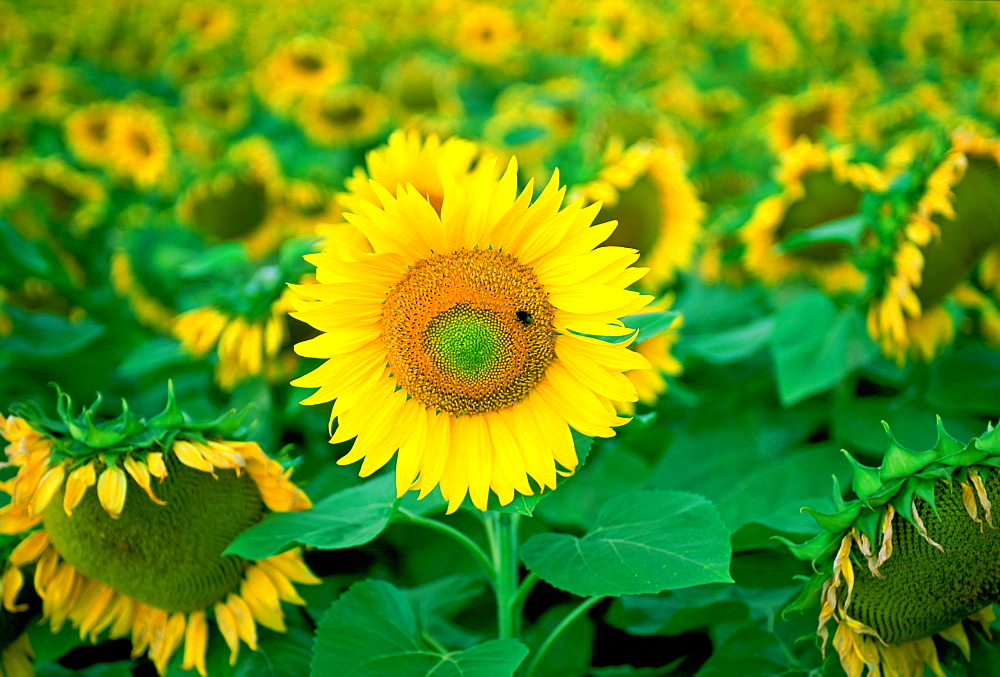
[397,508,495,582]
[489,512,521,640]
[524,596,603,677]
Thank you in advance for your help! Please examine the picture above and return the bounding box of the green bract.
[11,383,252,467]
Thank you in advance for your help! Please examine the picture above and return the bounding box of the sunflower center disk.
[42,453,264,613]
[382,249,556,416]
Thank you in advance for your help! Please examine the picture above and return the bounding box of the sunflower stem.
[397,509,495,581]
[524,596,603,677]
[489,512,520,640]
[512,572,539,620]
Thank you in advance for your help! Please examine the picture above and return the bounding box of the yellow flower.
[298,84,388,148]
[570,140,705,290]
[618,297,682,414]
[176,137,288,257]
[867,129,1000,363]
[174,294,292,391]
[254,35,348,112]
[0,411,317,677]
[64,102,118,168]
[110,249,176,333]
[337,130,480,218]
[768,84,851,154]
[292,157,652,513]
[587,0,649,66]
[453,3,520,65]
[741,140,886,293]
[381,54,464,136]
[106,104,172,189]
[183,77,251,133]
[177,2,236,46]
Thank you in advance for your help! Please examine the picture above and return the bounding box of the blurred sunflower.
[177,2,237,46]
[0,393,317,676]
[742,141,887,293]
[292,157,652,512]
[381,54,464,136]
[337,129,480,217]
[453,3,520,66]
[106,104,172,189]
[183,77,251,133]
[570,140,704,290]
[788,421,1000,677]
[768,84,851,153]
[298,84,388,148]
[173,289,295,391]
[867,129,1000,363]
[618,297,682,414]
[254,35,348,112]
[176,137,287,257]
[587,0,649,66]
[109,249,177,333]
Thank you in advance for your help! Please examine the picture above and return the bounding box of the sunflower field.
[1,1,1000,676]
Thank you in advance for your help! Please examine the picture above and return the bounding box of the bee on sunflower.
[292,140,653,513]
[0,388,317,676]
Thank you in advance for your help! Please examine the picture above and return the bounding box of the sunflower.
[183,77,251,133]
[741,140,887,293]
[619,297,682,414]
[173,291,294,391]
[787,420,1000,677]
[177,2,236,46]
[481,104,563,186]
[109,249,177,333]
[106,104,172,189]
[768,84,851,154]
[587,0,649,66]
[569,140,705,290]
[292,157,652,513]
[64,102,118,169]
[0,393,317,677]
[297,84,388,148]
[337,129,480,218]
[2,65,68,120]
[254,35,348,112]
[176,137,287,257]
[381,54,464,136]
[453,3,520,65]
[867,129,1000,363]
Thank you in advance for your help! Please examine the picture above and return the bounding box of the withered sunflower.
[0,391,317,676]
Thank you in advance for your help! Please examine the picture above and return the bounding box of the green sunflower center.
[425,305,512,381]
[848,472,1000,643]
[184,173,269,241]
[601,173,663,258]
[42,452,264,613]
[382,249,556,416]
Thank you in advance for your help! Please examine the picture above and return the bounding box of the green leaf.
[770,291,877,406]
[777,213,865,253]
[523,603,595,677]
[683,316,775,365]
[521,490,733,597]
[312,580,528,677]
[0,308,104,357]
[0,217,49,275]
[607,586,749,636]
[696,626,806,676]
[622,311,681,343]
[928,344,1000,415]
[225,475,399,559]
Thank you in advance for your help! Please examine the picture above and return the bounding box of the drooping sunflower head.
[337,129,480,218]
[866,128,1000,363]
[569,140,705,290]
[741,140,887,294]
[787,420,1000,677]
[0,388,316,676]
[7,157,108,241]
[297,84,389,148]
[292,154,653,512]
